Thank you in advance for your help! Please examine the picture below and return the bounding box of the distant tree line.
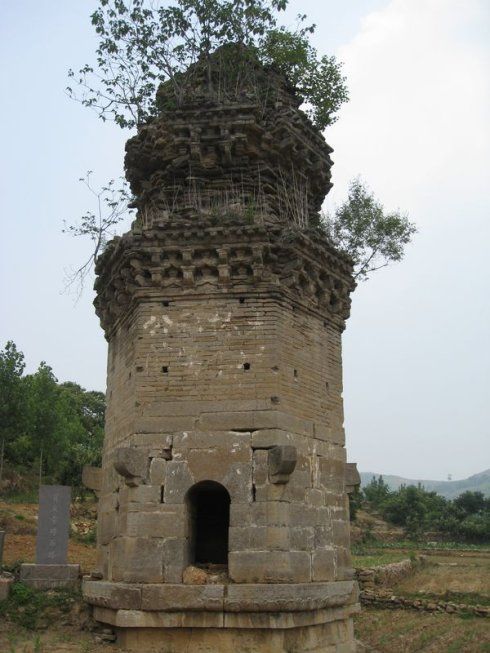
[0,341,104,490]
[354,475,490,543]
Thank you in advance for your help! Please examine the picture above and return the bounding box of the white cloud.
[326,0,490,212]
[324,0,490,479]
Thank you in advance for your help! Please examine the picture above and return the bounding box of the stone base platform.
[84,579,360,652]
[20,564,80,589]
[114,619,358,653]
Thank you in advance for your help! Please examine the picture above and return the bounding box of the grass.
[395,554,490,597]
[352,551,408,567]
[370,539,490,552]
[355,607,490,652]
[1,490,39,504]
[0,582,81,630]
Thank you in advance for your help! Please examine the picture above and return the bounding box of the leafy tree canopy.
[67,0,348,130]
[0,341,26,482]
[65,2,415,289]
[0,341,105,489]
[324,178,417,280]
[359,478,490,543]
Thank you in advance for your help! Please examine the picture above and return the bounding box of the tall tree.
[25,363,65,485]
[324,179,417,281]
[67,0,348,131]
[57,382,105,486]
[65,1,415,290]
[0,342,26,483]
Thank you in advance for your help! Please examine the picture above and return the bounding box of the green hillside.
[360,469,490,499]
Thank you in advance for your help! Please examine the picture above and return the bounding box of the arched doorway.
[186,481,230,566]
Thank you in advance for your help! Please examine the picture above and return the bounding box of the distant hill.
[360,469,490,499]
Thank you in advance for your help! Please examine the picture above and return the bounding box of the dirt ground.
[0,627,111,653]
[0,500,97,574]
[3,534,97,574]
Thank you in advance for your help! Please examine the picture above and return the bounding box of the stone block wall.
[95,293,352,586]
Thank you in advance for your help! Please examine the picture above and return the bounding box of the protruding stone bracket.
[113,448,149,487]
[345,462,361,495]
[268,445,297,484]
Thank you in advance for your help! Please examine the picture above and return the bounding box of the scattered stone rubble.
[356,557,427,591]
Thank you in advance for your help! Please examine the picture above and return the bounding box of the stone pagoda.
[83,46,360,652]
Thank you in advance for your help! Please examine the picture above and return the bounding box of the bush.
[0,582,80,630]
[361,479,490,544]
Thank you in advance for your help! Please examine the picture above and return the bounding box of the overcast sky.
[1,1,489,481]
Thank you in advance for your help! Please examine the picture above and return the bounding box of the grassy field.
[395,554,490,597]
[354,545,490,651]
[351,551,409,568]
[355,607,490,652]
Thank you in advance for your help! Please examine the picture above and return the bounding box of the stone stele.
[83,45,361,652]
[20,485,80,589]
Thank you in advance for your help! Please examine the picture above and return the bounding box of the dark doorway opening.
[186,481,230,566]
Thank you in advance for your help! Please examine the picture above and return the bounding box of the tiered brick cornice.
[125,48,333,223]
[94,218,354,336]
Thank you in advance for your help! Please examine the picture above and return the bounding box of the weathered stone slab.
[164,461,195,504]
[85,580,357,614]
[82,466,102,493]
[196,411,314,436]
[83,579,142,610]
[109,537,164,583]
[149,457,167,484]
[229,526,291,552]
[36,485,71,565]
[20,563,80,589]
[224,581,357,612]
[230,501,291,528]
[229,551,311,583]
[141,584,224,611]
[312,548,336,581]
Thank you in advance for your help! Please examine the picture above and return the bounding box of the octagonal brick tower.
[83,47,360,652]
